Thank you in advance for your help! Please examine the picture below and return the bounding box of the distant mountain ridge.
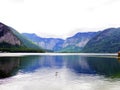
[22,32,97,52]
[22,33,64,51]
[22,27,120,53]
[59,32,97,52]
[1,21,119,53]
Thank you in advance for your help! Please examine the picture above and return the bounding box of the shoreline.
[0,53,117,57]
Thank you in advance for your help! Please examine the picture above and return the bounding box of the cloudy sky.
[0,0,120,39]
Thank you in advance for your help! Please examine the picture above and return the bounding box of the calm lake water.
[0,53,120,90]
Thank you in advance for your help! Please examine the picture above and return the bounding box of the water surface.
[0,53,120,90]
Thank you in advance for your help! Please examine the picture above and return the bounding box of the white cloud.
[0,0,120,39]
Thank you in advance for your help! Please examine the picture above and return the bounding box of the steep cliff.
[0,23,21,46]
[0,22,44,52]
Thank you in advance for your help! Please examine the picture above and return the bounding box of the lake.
[0,53,120,90]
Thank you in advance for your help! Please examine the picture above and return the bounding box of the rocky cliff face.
[22,32,97,52]
[63,32,97,48]
[22,33,64,51]
[58,32,97,52]
[0,23,21,46]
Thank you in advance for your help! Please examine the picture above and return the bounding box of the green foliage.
[0,42,44,52]
[10,27,42,49]
[0,48,44,53]
[83,28,120,53]
[0,26,45,52]
[57,45,82,53]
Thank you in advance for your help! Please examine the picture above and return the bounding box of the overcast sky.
[0,0,120,39]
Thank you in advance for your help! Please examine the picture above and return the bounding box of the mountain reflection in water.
[0,55,120,78]
[0,57,20,78]
[0,55,120,90]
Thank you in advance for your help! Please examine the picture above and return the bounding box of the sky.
[0,0,120,39]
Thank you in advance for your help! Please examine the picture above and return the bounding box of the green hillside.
[58,45,82,53]
[83,28,120,53]
[10,27,42,49]
[0,22,45,52]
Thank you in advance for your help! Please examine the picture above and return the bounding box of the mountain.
[57,45,82,53]
[0,22,44,52]
[83,28,120,53]
[0,23,21,46]
[22,33,64,51]
[59,32,97,52]
[22,32,97,52]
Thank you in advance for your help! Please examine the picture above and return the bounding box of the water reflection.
[87,57,120,78]
[65,56,120,78]
[0,55,120,79]
[0,57,20,78]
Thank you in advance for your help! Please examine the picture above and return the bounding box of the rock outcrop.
[0,23,21,46]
